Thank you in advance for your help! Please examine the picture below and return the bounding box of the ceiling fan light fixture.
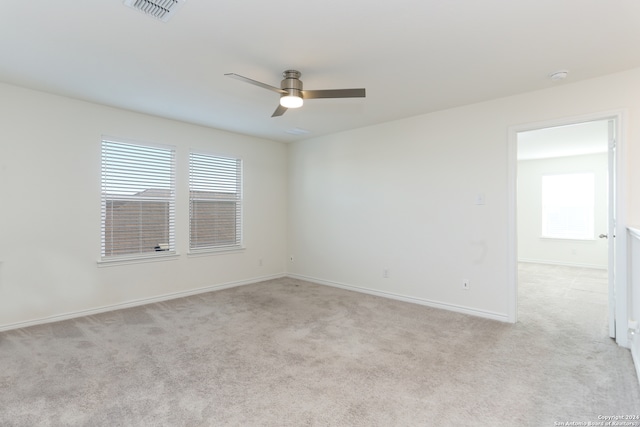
[280,95,303,109]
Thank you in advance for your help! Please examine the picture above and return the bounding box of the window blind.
[189,152,242,251]
[101,139,176,258]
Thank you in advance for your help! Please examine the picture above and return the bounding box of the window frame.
[188,151,243,254]
[540,172,596,241]
[99,137,177,264]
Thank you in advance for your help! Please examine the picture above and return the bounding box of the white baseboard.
[287,273,510,323]
[0,273,286,332]
[518,258,607,270]
[1,271,513,332]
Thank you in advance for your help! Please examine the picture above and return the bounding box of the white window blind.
[189,152,242,252]
[101,139,176,259]
[541,173,595,240]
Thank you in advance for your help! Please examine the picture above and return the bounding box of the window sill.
[188,247,245,258]
[97,252,180,267]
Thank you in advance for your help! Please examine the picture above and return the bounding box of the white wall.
[287,68,640,321]
[2,67,640,330]
[518,153,608,269]
[0,83,288,330]
[628,228,640,379]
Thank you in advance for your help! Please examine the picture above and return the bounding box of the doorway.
[507,113,628,346]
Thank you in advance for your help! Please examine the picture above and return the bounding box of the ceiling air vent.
[124,0,186,22]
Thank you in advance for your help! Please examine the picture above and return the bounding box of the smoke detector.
[124,0,186,22]
[549,70,569,81]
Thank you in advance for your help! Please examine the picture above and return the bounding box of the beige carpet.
[1,264,639,426]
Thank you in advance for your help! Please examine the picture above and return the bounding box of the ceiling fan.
[225,70,366,117]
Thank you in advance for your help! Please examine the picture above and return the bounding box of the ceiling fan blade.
[302,88,366,99]
[272,104,288,117]
[225,73,286,94]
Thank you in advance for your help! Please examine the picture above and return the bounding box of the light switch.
[475,193,485,205]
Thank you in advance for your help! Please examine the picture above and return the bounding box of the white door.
[607,119,616,338]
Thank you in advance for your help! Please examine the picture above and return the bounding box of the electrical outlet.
[258,258,263,267]
[462,279,470,290]
[383,268,390,278]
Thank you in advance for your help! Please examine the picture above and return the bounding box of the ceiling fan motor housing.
[281,70,303,98]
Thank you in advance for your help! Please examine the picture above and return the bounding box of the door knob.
[599,233,608,239]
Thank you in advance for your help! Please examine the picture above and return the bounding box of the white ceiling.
[1,1,639,143]
[517,120,609,160]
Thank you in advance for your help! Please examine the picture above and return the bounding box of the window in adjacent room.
[189,152,243,252]
[101,138,176,259]
[541,172,595,240]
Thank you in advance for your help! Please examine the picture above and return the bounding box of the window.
[189,152,242,252]
[101,139,176,259]
[541,173,595,240]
